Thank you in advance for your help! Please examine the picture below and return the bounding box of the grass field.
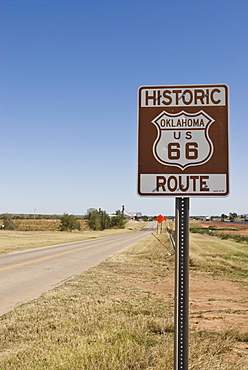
[0,222,247,369]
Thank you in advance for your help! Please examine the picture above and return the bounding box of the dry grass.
[0,227,247,369]
[189,233,248,279]
[0,220,147,254]
[0,218,65,231]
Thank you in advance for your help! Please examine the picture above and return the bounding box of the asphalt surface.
[0,223,156,316]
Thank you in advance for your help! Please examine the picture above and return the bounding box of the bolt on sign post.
[137,84,229,369]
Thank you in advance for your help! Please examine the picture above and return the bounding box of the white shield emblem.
[152,110,214,170]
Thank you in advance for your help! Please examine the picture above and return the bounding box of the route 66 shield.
[152,110,214,170]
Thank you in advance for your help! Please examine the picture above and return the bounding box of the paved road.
[0,223,156,316]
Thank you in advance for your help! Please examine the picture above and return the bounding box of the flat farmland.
[0,218,85,232]
[198,221,248,236]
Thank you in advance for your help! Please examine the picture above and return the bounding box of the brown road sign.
[137,84,229,196]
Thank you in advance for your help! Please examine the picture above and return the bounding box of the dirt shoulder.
[114,271,248,334]
[189,273,248,332]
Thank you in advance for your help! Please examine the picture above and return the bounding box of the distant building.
[128,212,142,219]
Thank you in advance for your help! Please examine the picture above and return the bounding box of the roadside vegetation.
[1,214,19,231]
[60,213,81,231]
[0,223,247,369]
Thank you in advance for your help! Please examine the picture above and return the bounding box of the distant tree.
[87,209,126,230]
[229,212,237,222]
[221,214,228,222]
[60,213,80,231]
[87,209,101,230]
[87,209,110,230]
[111,210,126,229]
[99,210,110,230]
[2,214,18,230]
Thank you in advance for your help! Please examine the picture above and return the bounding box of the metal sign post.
[174,197,190,370]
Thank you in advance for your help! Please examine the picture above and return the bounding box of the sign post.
[137,84,229,369]
[174,197,189,370]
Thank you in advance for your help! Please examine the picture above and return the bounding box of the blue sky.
[1,0,247,217]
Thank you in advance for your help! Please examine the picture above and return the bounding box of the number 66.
[168,142,198,160]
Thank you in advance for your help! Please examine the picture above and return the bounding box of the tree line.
[221,212,239,222]
[60,209,126,231]
[86,209,126,230]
